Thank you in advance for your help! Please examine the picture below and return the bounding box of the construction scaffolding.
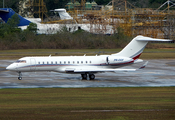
[23,0,48,22]
[19,0,175,39]
[67,0,175,39]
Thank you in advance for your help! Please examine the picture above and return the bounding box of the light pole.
[3,0,4,8]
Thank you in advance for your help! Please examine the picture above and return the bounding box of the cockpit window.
[15,60,26,63]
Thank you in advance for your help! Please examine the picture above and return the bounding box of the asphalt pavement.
[0,59,175,88]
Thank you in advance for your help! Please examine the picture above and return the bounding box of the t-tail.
[50,9,73,20]
[112,35,172,59]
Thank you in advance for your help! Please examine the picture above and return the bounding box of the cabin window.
[60,61,61,64]
[77,61,79,64]
[51,61,53,64]
[64,61,66,64]
[81,61,83,64]
[47,62,49,64]
[68,61,70,64]
[38,62,40,64]
[86,61,88,64]
[90,61,91,63]
[43,62,44,64]
[55,61,57,64]
[73,61,75,64]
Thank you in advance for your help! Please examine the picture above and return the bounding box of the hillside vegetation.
[0,0,169,13]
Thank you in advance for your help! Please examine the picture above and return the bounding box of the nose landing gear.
[18,72,22,80]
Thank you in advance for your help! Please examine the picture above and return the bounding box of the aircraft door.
[106,57,109,64]
[30,58,36,71]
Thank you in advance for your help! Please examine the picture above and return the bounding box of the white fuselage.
[6,55,134,73]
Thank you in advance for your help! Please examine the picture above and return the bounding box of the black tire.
[89,74,95,80]
[81,74,87,80]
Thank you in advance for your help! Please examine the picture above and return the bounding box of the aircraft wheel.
[81,74,87,80]
[89,74,95,80]
[18,72,22,80]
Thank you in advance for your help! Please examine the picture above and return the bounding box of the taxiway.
[0,59,175,88]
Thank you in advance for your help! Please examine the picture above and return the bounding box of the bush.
[0,25,131,50]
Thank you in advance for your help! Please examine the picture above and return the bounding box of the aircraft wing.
[74,68,136,73]
[65,68,136,73]
[65,61,148,73]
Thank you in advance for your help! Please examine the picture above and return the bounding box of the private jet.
[6,35,172,80]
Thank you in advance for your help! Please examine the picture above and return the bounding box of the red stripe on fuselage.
[132,53,142,60]
[109,60,134,66]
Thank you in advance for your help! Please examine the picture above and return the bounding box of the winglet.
[139,61,148,69]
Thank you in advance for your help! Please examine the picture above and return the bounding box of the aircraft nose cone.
[6,65,11,70]
[6,64,15,71]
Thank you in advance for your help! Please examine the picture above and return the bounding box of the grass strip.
[0,87,174,120]
[0,48,175,59]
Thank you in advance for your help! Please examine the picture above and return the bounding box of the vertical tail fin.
[112,35,171,59]
[0,8,31,26]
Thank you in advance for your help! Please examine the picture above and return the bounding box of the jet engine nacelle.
[107,56,134,64]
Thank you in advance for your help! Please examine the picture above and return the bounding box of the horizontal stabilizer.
[136,35,172,42]
[50,9,73,20]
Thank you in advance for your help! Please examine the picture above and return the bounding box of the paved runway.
[0,59,175,88]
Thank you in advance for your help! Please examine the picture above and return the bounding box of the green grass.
[0,48,175,59]
[140,52,175,59]
[0,87,175,120]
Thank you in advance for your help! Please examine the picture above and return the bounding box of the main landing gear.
[81,73,95,80]
[18,72,22,80]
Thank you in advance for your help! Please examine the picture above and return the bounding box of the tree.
[7,13,20,28]
[0,13,21,37]
[26,23,38,33]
